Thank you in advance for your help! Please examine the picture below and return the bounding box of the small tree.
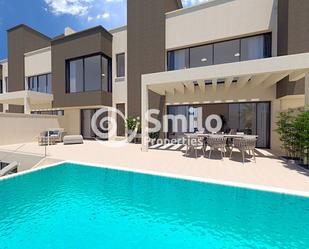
[293,108,309,164]
[276,109,298,158]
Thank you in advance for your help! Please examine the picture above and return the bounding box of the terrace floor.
[0,140,309,194]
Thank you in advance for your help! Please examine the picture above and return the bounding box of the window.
[69,59,83,93]
[4,77,8,92]
[0,80,2,93]
[167,33,272,71]
[241,34,271,61]
[190,44,213,68]
[66,54,112,93]
[28,73,52,93]
[84,56,101,91]
[116,53,125,77]
[101,56,112,92]
[214,39,240,65]
[167,48,189,71]
[31,110,64,116]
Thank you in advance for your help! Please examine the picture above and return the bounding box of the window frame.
[27,73,52,94]
[167,33,272,71]
[116,53,125,78]
[66,53,112,94]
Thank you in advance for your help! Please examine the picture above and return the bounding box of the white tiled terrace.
[0,141,308,195]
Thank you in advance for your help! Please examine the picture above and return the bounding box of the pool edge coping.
[1,160,309,198]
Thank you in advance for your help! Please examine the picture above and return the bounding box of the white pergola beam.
[174,83,185,94]
[225,77,233,88]
[289,70,308,82]
[212,79,217,90]
[250,74,271,88]
[263,71,291,87]
[183,82,195,93]
[237,75,251,88]
[197,80,205,92]
[142,53,309,87]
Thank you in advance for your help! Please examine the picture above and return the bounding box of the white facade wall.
[111,27,127,116]
[24,47,51,77]
[24,47,51,90]
[166,0,278,56]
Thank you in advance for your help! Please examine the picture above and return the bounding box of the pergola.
[141,52,309,152]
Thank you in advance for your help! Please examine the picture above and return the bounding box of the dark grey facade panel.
[277,0,309,98]
[7,25,51,92]
[51,28,112,108]
[127,0,180,117]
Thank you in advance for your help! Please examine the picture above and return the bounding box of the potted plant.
[126,117,140,142]
[149,132,159,145]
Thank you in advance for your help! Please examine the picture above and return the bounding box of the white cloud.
[44,0,94,16]
[95,12,110,20]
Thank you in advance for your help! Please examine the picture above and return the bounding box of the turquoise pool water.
[0,163,308,249]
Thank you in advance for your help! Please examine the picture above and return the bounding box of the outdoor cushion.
[63,135,84,145]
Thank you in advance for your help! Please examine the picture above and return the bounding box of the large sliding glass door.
[228,103,269,147]
[81,109,109,140]
[167,102,270,148]
[81,109,97,139]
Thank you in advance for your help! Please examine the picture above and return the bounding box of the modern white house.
[0,0,308,153]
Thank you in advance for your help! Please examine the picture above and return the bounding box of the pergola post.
[141,82,149,152]
[24,97,31,114]
[305,72,309,105]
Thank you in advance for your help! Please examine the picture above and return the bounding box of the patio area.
[0,140,308,194]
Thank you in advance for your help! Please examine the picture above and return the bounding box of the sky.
[0,0,207,60]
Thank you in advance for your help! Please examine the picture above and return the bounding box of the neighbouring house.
[0,0,308,153]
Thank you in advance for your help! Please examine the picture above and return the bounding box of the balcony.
[0,90,53,114]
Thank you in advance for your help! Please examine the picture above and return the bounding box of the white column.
[305,73,309,105]
[141,83,149,152]
[24,97,31,114]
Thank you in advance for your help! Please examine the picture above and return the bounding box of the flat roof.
[51,25,112,44]
[166,0,233,18]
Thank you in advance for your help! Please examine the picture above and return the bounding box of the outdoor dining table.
[194,134,258,139]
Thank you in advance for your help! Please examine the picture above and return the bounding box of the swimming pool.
[0,162,308,249]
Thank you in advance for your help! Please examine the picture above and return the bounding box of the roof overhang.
[0,90,53,105]
[142,53,309,95]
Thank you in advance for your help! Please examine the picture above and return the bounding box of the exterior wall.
[58,108,81,136]
[51,27,113,109]
[127,0,180,117]
[24,47,51,79]
[276,0,309,98]
[111,28,127,116]
[7,25,51,92]
[166,0,278,54]
[0,113,61,145]
[271,95,305,154]
[0,61,9,112]
[7,25,51,113]
[0,65,2,112]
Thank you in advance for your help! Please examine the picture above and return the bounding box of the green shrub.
[126,117,140,131]
[276,107,309,164]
